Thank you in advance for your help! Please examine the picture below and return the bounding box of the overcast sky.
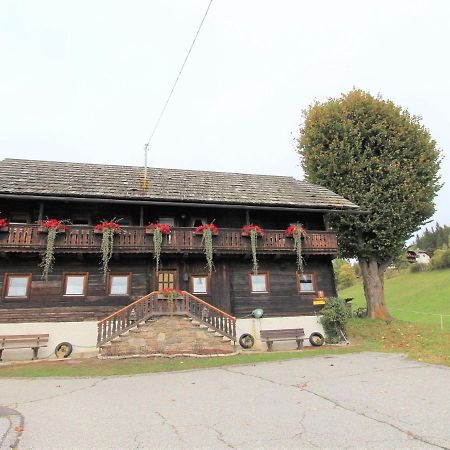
[1,0,449,231]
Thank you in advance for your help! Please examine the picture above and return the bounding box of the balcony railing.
[0,225,338,255]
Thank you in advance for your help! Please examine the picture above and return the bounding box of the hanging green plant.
[39,219,68,281]
[146,223,171,273]
[194,223,219,274]
[241,224,264,274]
[285,225,308,273]
[94,220,121,281]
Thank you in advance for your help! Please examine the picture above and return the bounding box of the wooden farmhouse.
[0,158,358,360]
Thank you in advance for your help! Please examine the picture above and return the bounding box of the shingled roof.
[0,159,358,210]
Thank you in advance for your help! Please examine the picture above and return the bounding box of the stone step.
[129,328,142,334]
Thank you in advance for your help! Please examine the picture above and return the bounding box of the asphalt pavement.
[1,352,449,449]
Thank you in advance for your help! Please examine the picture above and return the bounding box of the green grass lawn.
[340,268,450,330]
[1,318,448,377]
[0,347,361,378]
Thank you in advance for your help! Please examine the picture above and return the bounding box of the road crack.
[154,411,185,444]
[222,366,449,450]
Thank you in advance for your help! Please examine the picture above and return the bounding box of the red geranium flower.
[241,224,264,237]
[285,225,307,238]
[0,218,8,227]
[195,223,219,235]
[146,222,171,235]
[95,221,120,233]
[41,219,67,231]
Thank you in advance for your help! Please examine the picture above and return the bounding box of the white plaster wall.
[0,321,98,361]
[236,315,324,351]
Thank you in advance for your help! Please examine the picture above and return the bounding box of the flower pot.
[0,226,9,232]
[194,231,218,236]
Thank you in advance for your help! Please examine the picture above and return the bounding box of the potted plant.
[146,223,171,273]
[161,287,184,314]
[94,220,121,280]
[285,224,308,273]
[194,223,219,274]
[39,219,68,280]
[241,224,264,274]
[0,218,9,232]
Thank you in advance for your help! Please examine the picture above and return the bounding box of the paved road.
[1,352,449,450]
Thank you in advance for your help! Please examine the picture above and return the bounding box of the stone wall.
[102,316,234,356]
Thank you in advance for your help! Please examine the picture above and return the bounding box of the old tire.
[55,342,73,358]
[309,332,324,347]
[239,333,255,349]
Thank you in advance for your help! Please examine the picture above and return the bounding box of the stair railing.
[97,290,237,346]
[97,291,160,346]
[182,292,237,341]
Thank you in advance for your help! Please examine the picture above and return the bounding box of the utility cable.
[144,0,214,163]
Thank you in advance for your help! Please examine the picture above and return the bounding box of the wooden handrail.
[98,291,159,324]
[182,291,236,320]
[0,224,338,255]
[97,290,237,346]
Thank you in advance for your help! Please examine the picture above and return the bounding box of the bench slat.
[0,334,49,339]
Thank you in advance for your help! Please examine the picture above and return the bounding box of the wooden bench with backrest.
[260,328,305,351]
[0,334,49,361]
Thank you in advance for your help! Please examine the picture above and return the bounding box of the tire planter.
[54,342,73,358]
[239,333,255,349]
[309,332,325,347]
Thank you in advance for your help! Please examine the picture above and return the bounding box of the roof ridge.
[1,158,302,181]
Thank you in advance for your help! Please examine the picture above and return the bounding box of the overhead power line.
[144,0,214,176]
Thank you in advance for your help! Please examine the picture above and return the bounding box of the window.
[9,215,28,224]
[71,217,90,225]
[190,275,209,294]
[108,274,131,295]
[158,218,175,226]
[158,271,176,291]
[191,217,206,228]
[63,273,88,296]
[297,273,317,294]
[3,274,31,299]
[249,273,269,293]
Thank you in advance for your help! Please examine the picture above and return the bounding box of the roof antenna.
[140,143,149,191]
[144,143,149,180]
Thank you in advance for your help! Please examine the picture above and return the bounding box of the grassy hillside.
[340,268,450,330]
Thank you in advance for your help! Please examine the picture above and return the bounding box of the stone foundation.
[101,316,234,357]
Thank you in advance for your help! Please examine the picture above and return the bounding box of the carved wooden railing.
[97,291,236,346]
[0,225,338,255]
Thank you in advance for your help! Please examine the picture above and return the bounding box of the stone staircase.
[100,315,235,357]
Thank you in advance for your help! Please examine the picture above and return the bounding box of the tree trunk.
[359,259,392,321]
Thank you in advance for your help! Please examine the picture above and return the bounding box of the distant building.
[406,248,432,265]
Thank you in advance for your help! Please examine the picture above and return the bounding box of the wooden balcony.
[0,225,338,255]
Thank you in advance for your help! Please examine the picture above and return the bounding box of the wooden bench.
[0,334,49,361]
[260,328,305,351]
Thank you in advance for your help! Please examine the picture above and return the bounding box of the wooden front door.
[157,271,177,291]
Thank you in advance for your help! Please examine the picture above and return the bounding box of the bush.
[338,263,357,290]
[409,263,431,273]
[320,297,352,344]
[431,248,450,269]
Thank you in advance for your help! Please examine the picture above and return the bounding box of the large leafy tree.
[297,90,441,320]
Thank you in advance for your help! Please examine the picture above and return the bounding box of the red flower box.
[285,225,308,238]
[194,223,219,236]
[38,219,67,233]
[145,223,171,235]
[241,224,264,237]
[94,221,120,234]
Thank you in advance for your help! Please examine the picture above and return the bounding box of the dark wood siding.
[0,199,325,230]
[229,256,335,317]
